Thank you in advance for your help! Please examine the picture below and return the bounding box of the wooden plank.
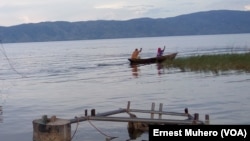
[70,108,126,124]
[74,116,205,125]
[126,109,192,118]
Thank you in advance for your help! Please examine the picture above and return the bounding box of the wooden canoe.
[128,52,178,65]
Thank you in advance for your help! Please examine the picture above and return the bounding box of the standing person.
[131,48,142,59]
[157,46,165,57]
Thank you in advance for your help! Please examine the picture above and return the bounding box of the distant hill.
[0,10,250,43]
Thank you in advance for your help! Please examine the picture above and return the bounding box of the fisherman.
[131,48,142,59]
[157,46,165,57]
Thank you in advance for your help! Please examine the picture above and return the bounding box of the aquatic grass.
[164,53,250,72]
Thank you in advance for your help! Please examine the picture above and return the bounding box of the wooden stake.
[158,103,163,119]
[151,102,155,119]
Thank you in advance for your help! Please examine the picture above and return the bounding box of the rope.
[87,118,118,140]
[71,116,80,141]
[0,40,26,78]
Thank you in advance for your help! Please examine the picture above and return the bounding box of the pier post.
[184,108,188,114]
[150,102,155,119]
[32,115,71,141]
[127,101,131,111]
[91,109,96,116]
[193,113,199,125]
[158,103,163,119]
[85,109,88,116]
[205,114,210,125]
[194,113,199,120]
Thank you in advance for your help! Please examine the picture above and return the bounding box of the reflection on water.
[130,64,140,78]
[131,63,166,77]
[156,63,164,75]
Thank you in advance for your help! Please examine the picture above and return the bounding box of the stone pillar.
[33,115,71,141]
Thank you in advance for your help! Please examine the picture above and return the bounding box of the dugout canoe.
[128,52,178,65]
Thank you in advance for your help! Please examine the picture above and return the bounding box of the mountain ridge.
[0,10,250,43]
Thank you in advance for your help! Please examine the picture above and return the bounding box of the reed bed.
[164,53,250,72]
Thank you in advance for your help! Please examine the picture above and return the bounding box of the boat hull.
[128,52,178,65]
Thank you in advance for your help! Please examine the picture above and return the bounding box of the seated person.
[157,46,165,57]
[131,48,142,59]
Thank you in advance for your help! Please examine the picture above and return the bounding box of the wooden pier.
[33,101,210,141]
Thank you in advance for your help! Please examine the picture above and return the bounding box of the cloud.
[244,5,250,11]
[125,5,155,14]
[94,2,125,9]
[18,16,31,23]
[1,0,250,26]
[92,3,156,20]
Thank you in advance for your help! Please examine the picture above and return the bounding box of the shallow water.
[0,33,250,141]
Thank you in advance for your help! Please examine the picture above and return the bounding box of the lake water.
[0,33,250,141]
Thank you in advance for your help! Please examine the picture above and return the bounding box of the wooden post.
[85,109,88,116]
[150,102,155,119]
[192,113,199,125]
[158,103,163,119]
[33,115,71,141]
[205,114,210,125]
[91,109,96,116]
[127,101,131,111]
[184,108,188,114]
[194,113,199,120]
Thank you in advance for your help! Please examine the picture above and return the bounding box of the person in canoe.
[156,46,165,57]
[131,48,142,59]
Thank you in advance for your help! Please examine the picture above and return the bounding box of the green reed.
[164,53,250,72]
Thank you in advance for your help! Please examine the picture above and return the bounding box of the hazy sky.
[1,0,250,26]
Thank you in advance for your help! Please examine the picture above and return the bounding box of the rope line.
[87,118,118,140]
[71,116,80,141]
[0,40,26,78]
